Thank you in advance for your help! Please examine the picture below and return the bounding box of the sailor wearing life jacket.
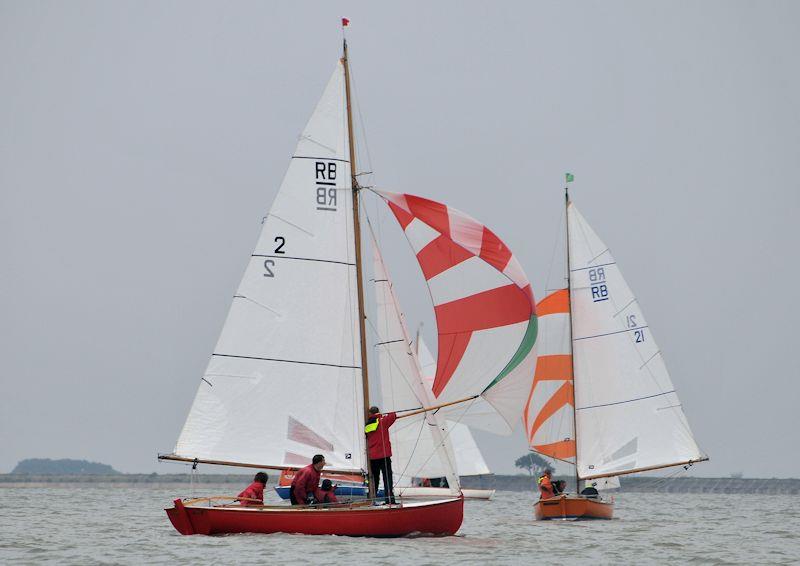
[365,406,398,504]
[538,468,555,500]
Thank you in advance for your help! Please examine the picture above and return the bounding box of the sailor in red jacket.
[315,478,338,505]
[365,406,397,504]
[289,454,326,505]
[237,471,268,506]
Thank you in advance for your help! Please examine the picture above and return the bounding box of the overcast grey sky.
[1,1,798,478]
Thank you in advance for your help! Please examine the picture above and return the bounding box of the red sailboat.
[167,497,463,537]
[159,27,539,537]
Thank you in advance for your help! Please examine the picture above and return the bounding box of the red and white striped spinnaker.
[377,190,538,432]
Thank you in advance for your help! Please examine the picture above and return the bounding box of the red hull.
[166,497,463,537]
[534,495,614,520]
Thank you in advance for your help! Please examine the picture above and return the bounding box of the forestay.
[524,289,576,463]
[172,61,365,473]
[372,234,460,493]
[568,203,704,479]
[378,191,538,433]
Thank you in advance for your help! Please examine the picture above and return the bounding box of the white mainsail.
[171,61,365,473]
[568,203,705,479]
[372,233,460,494]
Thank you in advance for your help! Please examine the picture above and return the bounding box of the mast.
[564,182,580,494]
[342,38,375,499]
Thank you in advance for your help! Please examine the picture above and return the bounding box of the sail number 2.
[263,237,286,277]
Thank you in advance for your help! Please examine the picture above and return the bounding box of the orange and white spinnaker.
[524,289,576,462]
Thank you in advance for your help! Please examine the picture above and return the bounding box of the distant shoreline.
[2,474,797,494]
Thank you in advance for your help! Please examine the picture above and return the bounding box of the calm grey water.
[1,485,798,565]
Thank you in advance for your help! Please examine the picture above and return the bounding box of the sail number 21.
[626,314,645,343]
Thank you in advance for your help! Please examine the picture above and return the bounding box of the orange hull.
[534,495,614,520]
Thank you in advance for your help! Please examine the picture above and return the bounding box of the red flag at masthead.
[341,18,350,27]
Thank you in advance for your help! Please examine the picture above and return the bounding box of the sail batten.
[171,61,366,472]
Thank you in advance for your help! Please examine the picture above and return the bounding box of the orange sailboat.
[525,179,708,520]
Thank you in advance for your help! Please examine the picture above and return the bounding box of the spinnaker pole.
[342,36,375,499]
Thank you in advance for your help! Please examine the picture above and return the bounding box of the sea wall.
[2,473,798,494]
[459,475,800,495]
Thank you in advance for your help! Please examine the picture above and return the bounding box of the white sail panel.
[417,339,492,477]
[173,61,365,472]
[568,203,704,479]
[372,235,460,493]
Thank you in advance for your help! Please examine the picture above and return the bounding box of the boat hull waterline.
[166,497,464,536]
[534,495,614,520]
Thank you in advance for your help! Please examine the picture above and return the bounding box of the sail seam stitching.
[573,325,648,341]
[292,155,350,163]
[212,353,360,369]
[570,262,616,272]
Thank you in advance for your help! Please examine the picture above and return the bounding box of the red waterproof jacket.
[366,412,397,460]
[291,464,321,504]
[315,488,338,504]
[237,481,264,506]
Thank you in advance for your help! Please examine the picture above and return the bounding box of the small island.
[12,458,121,475]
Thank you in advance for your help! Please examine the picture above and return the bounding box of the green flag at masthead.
[565,173,574,183]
